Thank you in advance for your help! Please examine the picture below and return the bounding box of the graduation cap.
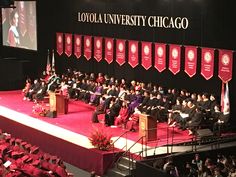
[30,146,39,154]
[21,155,30,163]
[20,141,27,147]
[32,159,40,166]
[43,153,51,161]
[11,151,24,157]
[24,144,32,150]
[15,139,22,144]
[9,138,15,145]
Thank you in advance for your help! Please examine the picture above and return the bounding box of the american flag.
[52,49,55,72]
[221,81,230,112]
[46,49,51,74]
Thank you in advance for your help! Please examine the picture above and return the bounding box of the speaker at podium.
[139,114,157,142]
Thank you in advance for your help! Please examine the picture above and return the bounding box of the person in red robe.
[114,101,129,127]
[8,9,20,47]
[126,107,141,132]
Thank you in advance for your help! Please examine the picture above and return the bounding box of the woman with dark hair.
[8,9,20,47]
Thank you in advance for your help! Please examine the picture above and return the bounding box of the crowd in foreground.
[22,69,230,135]
[157,153,236,177]
[0,129,73,176]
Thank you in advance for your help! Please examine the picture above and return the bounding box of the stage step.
[105,157,136,177]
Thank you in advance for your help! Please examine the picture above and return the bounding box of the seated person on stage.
[186,107,204,135]
[33,81,48,102]
[96,72,105,84]
[22,78,32,96]
[128,89,143,113]
[210,105,221,122]
[114,101,129,127]
[213,106,230,134]
[24,79,41,101]
[75,79,88,100]
[126,107,141,132]
[169,99,189,128]
[178,99,196,130]
[156,96,171,122]
[59,81,69,97]
[103,84,119,108]
[89,82,103,105]
[91,97,106,123]
[168,97,183,125]
[141,92,157,115]
[105,98,121,126]
[137,91,150,112]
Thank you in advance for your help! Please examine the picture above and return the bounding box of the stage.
[0,90,193,175]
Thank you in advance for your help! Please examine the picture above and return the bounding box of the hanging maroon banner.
[218,49,233,83]
[184,46,197,77]
[154,43,166,72]
[141,42,152,70]
[201,48,214,80]
[116,39,126,66]
[128,40,139,68]
[105,38,114,64]
[169,44,181,75]
[56,33,63,55]
[94,37,103,62]
[84,36,92,60]
[64,33,72,57]
[74,35,81,59]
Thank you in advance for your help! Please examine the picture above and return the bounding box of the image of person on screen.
[7,9,20,47]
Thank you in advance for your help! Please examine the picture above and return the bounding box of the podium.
[49,91,68,115]
[139,114,157,142]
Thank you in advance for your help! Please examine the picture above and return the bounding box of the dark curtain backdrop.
[0,0,235,122]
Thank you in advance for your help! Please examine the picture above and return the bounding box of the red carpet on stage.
[0,90,192,147]
[0,90,193,175]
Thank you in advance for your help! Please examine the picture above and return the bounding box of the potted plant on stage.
[89,127,113,151]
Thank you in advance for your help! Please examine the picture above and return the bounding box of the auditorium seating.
[0,129,74,177]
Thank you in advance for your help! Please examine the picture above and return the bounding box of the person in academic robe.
[34,81,48,101]
[126,108,141,132]
[213,106,230,135]
[114,101,129,127]
[137,91,150,112]
[91,97,106,123]
[186,107,204,135]
[24,79,41,101]
[22,78,32,96]
[89,82,103,105]
[105,98,121,126]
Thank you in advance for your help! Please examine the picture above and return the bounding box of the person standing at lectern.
[8,9,20,47]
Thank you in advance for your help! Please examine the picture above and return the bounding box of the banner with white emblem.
[65,33,72,57]
[128,40,139,68]
[116,39,126,66]
[56,33,64,55]
[105,38,114,64]
[74,35,81,59]
[141,42,152,70]
[184,46,197,77]
[218,49,233,83]
[84,35,92,60]
[154,43,166,72]
[169,44,181,75]
[201,48,214,80]
[94,37,103,62]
